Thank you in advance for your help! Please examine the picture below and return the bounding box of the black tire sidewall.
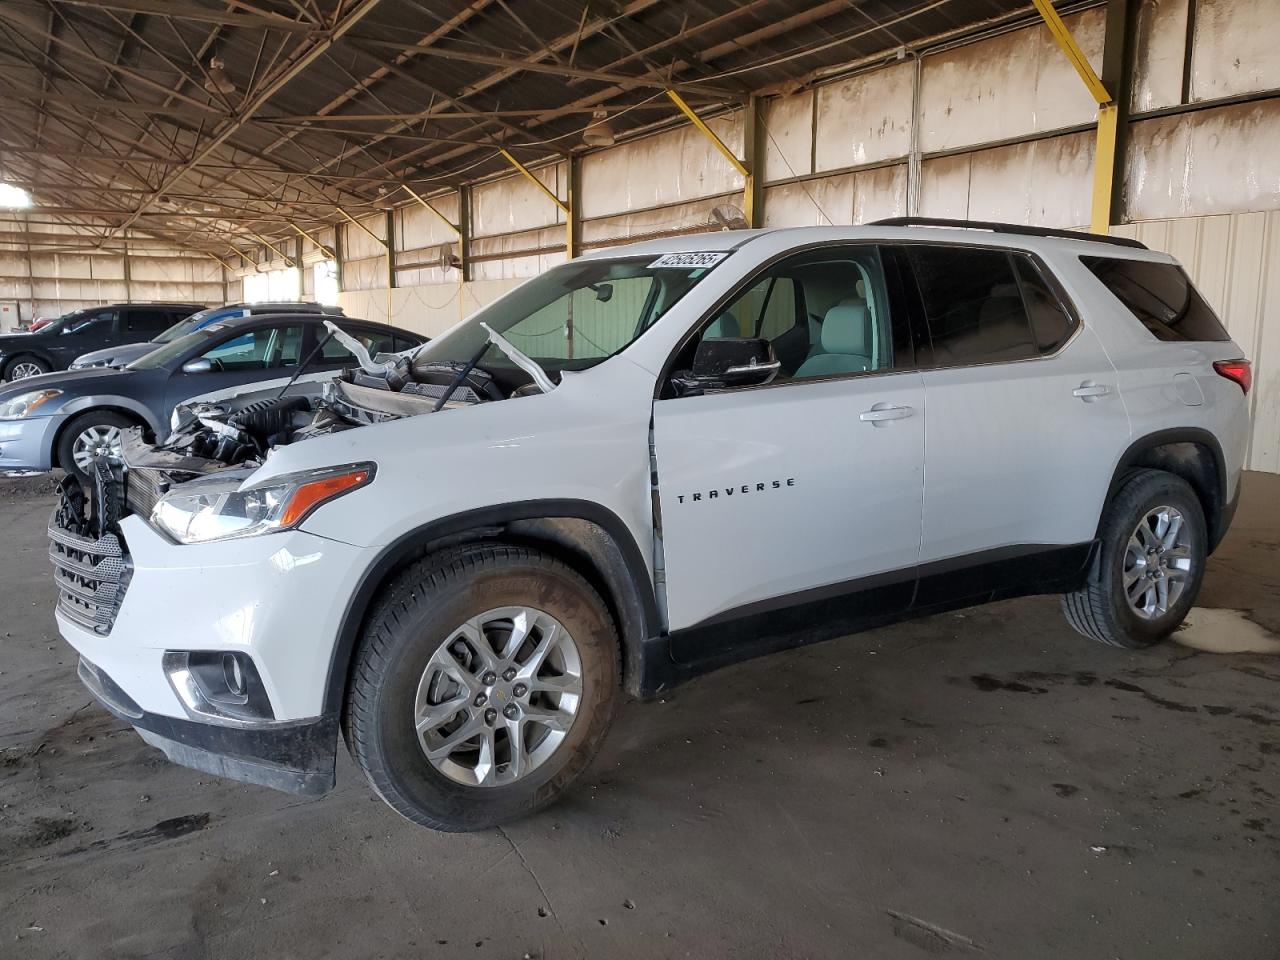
[56,411,136,481]
[1099,473,1207,646]
[360,553,618,829]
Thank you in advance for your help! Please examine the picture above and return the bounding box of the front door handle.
[859,403,914,427]
[1072,381,1112,402]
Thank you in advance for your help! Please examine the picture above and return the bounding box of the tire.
[1062,469,1207,649]
[345,543,620,831]
[55,410,137,483]
[3,355,50,381]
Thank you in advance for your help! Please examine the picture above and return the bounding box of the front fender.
[58,394,165,436]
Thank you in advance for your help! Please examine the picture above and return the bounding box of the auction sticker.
[648,252,728,269]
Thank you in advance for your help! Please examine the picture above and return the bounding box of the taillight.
[1213,359,1252,394]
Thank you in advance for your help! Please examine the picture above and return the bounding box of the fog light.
[223,653,246,697]
[162,650,276,725]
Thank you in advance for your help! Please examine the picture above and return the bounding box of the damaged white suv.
[49,220,1252,830]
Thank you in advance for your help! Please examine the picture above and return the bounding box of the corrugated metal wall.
[332,0,1280,472]
[1113,214,1280,473]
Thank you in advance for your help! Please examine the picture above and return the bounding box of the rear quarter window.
[1080,256,1230,342]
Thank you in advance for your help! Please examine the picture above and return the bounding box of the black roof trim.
[869,217,1148,250]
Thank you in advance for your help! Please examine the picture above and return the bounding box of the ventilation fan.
[433,243,462,272]
[709,204,748,231]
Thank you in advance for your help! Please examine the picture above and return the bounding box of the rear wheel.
[345,544,620,831]
[56,411,137,483]
[1062,469,1207,648]
[3,355,50,381]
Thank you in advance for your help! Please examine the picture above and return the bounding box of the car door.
[164,322,305,414]
[895,243,1131,604]
[652,243,925,651]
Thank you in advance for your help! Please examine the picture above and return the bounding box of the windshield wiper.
[480,323,555,393]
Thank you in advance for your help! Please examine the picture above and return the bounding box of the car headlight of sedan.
[151,463,374,544]
[71,359,110,369]
[0,389,62,420]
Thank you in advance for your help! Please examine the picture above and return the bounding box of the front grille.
[124,466,168,520]
[49,514,130,635]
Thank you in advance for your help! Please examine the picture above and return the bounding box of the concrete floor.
[2,473,1278,960]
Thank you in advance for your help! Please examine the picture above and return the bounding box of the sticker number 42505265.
[647,252,728,269]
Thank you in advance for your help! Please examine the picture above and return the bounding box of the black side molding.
[642,541,1095,698]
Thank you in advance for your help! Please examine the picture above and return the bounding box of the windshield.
[127,325,224,370]
[413,254,723,373]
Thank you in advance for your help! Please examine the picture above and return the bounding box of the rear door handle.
[1072,382,1112,402]
[859,403,914,426]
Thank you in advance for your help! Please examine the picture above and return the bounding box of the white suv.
[49,220,1252,830]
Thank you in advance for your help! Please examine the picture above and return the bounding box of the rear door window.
[1014,256,1076,352]
[904,246,1038,366]
[1080,256,1230,342]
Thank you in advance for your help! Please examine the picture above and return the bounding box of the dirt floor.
[2,473,1277,960]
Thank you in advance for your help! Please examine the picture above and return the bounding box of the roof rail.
[869,217,1147,250]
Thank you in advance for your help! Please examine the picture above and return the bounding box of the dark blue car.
[69,301,344,370]
[0,313,423,480]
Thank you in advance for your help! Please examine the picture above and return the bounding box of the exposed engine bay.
[123,323,548,493]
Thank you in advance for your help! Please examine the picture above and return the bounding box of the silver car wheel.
[1123,505,1194,620]
[8,361,45,380]
[71,425,124,471]
[413,606,583,788]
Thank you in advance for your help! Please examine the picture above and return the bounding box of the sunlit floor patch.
[1174,607,1280,654]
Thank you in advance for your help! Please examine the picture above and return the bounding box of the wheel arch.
[323,500,661,719]
[1104,428,1229,553]
[49,402,155,468]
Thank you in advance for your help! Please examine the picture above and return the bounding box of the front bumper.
[0,414,63,471]
[53,512,371,795]
[78,657,338,795]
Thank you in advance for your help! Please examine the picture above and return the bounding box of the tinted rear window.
[1081,256,1230,342]
[904,246,1038,366]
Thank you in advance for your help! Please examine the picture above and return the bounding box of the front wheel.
[56,411,136,483]
[3,355,50,381]
[1062,469,1207,648]
[345,544,620,831]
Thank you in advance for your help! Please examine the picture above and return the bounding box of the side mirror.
[672,337,780,396]
[182,358,214,375]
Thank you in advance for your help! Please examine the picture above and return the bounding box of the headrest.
[821,302,870,355]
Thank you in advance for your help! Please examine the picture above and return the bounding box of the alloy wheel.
[1123,505,1194,619]
[8,361,45,381]
[413,606,582,787]
[71,425,124,471]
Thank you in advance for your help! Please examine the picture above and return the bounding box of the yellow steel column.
[1031,0,1116,234]
[666,89,757,225]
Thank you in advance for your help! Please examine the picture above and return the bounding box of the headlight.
[71,359,110,369]
[151,463,374,544]
[0,389,62,420]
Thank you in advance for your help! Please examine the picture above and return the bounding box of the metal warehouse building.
[2,5,1280,956]
[2,1,1278,469]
